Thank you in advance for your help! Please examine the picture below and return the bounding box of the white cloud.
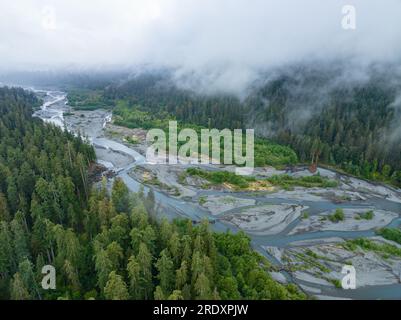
[1,0,400,92]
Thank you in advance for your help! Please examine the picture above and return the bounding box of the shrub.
[328,209,345,223]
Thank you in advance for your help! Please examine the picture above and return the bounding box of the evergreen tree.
[0,221,14,277]
[194,273,212,300]
[168,290,184,300]
[10,217,30,263]
[155,249,174,295]
[0,193,10,222]
[154,286,165,300]
[127,256,141,299]
[111,178,130,213]
[104,271,129,300]
[10,273,31,300]
[137,243,153,299]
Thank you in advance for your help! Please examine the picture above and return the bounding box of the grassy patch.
[266,174,338,190]
[355,210,375,220]
[328,278,342,288]
[343,238,401,258]
[328,209,345,223]
[302,212,310,220]
[198,196,207,205]
[292,252,330,273]
[186,168,338,191]
[186,168,254,189]
[124,135,139,145]
[146,177,180,196]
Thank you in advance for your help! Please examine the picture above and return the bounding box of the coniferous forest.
[0,87,305,300]
[101,66,401,186]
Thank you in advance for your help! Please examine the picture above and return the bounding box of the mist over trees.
[0,87,304,300]
[101,64,401,185]
[247,65,401,183]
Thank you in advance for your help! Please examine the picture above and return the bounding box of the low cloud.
[1,0,401,93]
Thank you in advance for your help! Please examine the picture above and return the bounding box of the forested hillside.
[100,66,401,185]
[0,86,95,298]
[246,66,401,184]
[0,87,304,300]
[104,73,244,129]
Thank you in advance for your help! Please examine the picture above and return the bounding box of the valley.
[34,88,401,300]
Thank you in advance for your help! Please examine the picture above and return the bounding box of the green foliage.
[187,168,254,189]
[104,74,244,130]
[266,174,338,190]
[0,87,306,300]
[67,89,111,110]
[198,196,207,206]
[344,238,401,257]
[214,232,306,300]
[292,251,330,273]
[111,178,130,213]
[358,210,375,220]
[186,168,337,191]
[89,183,307,300]
[104,271,129,300]
[254,139,298,167]
[10,272,31,300]
[302,212,310,220]
[252,74,401,186]
[305,249,318,259]
[124,135,139,145]
[329,279,342,289]
[377,228,401,245]
[328,209,345,223]
[110,95,298,168]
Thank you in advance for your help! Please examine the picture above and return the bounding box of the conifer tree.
[104,271,129,300]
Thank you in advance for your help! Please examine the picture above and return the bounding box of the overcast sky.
[1,0,401,91]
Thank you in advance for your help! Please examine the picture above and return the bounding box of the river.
[33,89,401,300]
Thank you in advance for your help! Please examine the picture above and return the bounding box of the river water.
[32,89,401,300]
